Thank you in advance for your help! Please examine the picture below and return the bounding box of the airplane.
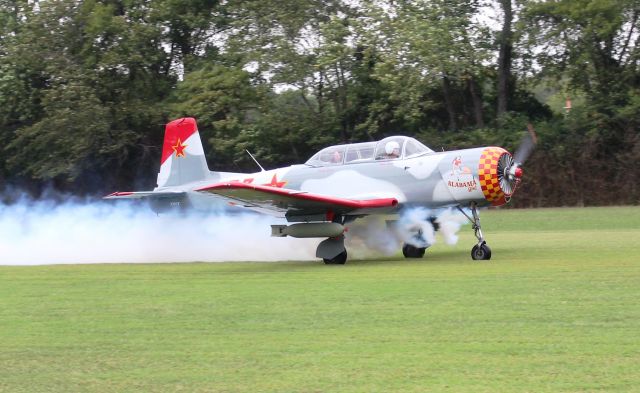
[105,117,536,264]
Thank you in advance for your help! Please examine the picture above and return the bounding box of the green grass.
[1,206,639,392]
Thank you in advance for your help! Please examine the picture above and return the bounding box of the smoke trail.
[345,216,401,257]
[0,197,317,265]
[0,192,472,265]
[345,207,469,256]
[435,208,469,245]
[396,207,437,248]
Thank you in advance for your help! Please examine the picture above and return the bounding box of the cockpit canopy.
[305,136,434,167]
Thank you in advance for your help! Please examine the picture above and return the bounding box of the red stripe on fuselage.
[161,117,198,165]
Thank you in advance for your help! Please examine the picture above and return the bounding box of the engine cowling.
[437,146,519,207]
[477,147,517,207]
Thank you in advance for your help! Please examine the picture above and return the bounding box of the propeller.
[513,123,538,166]
[498,124,538,195]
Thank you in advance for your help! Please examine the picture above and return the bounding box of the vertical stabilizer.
[157,117,210,188]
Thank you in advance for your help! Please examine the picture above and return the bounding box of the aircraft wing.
[196,181,398,217]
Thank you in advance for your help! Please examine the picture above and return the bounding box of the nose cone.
[514,167,523,179]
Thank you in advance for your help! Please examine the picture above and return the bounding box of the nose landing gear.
[457,202,492,261]
[471,242,491,260]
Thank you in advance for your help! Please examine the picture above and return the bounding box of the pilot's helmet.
[385,141,400,156]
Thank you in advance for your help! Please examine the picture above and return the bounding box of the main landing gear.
[457,202,492,261]
[400,216,437,259]
[402,244,426,258]
[316,235,348,264]
[323,249,348,265]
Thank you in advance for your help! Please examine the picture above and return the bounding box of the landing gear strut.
[457,202,491,261]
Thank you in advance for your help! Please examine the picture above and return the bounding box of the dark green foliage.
[170,64,272,170]
[0,0,175,193]
[0,0,637,205]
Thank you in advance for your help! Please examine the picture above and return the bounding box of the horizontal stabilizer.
[103,191,186,200]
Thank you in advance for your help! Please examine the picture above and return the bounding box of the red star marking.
[172,138,187,158]
[264,174,287,188]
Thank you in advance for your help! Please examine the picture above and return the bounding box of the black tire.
[471,242,492,260]
[323,250,347,265]
[402,244,426,258]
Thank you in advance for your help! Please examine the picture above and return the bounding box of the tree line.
[1,0,638,206]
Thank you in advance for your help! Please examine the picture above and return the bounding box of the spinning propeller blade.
[513,123,538,165]
[506,123,538,182]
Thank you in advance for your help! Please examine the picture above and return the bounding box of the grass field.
[1,206,639,392]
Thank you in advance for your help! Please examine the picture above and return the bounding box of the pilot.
[332,150,342,163]
[384,141,401,159]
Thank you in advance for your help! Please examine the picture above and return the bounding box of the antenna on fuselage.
[246,150,266,172]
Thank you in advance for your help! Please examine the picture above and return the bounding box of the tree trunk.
[317,72,325,114]
[442,75,458,131]
[497,0,513,118]
[468,76,484,128]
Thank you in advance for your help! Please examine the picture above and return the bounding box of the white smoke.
[0,197,318,265]
[346,207,469,256]
[0,194,471,265]
[435,208,469,245]
[396,207,437,248]
[345,216,401,256]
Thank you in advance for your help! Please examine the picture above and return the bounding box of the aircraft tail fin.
[157,117,211,188]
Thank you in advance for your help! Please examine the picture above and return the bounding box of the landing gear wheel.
[471,242,491,260]
[402,244,426,258]
[323,250,347,265]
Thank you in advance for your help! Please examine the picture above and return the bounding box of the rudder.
[157,117,211,188]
